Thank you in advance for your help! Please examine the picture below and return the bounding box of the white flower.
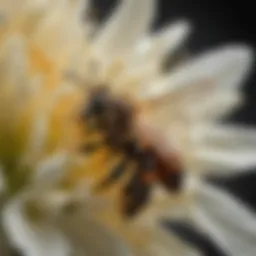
[0,0,256,256]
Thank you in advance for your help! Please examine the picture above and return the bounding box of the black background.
[93,1,256,255]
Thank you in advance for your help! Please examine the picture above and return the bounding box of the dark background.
[93,1,256,255]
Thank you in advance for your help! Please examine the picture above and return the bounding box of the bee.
[79,86,183,217]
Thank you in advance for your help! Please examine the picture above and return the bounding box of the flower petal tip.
[220,44,254,76]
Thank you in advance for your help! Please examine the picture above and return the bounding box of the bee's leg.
[79,141,103,154]
[122,170,152,218]
[122,153,157,217]
[139,152,157,184]
[122,140,144,160]
[96,140,140,189]
[158,169,184,192]
[96,159,129,189]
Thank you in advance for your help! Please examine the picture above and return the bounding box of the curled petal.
[2,198,71,256]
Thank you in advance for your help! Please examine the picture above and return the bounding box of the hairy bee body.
[80,87,183,217]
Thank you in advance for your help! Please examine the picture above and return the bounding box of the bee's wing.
[139,45,253,125]
[194,183,256,256]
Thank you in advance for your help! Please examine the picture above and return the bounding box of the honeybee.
[80,86,183,217]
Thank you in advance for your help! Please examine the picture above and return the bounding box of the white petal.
[191,124,256,175]
[70,0,89,18]
[186,89,242,121]
[112,62,159,94]
[2,198,71,256]
[23,85,73,163]
[57,202,201,256]
[142,45,253,106]
[0,35,28,89]
[133,20,191,65]
[192,124,256,151]
[193,183,256,256]
[142,228,201,256]
[57,210,131,256]
[193,149,256,176]
[31,1,83,63]
[27,74,44,96]
[0,0,23,18]
[23,113,50,162]
[17,0,52,29]
[32,152,70,189]
[130,215,202,256]
[95,0,155,56]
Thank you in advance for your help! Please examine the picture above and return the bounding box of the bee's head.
[81,87,110,128]
[81,86,134,136]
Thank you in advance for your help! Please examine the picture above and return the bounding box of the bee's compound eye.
[82,96,106,121]
[91,97,105,114]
